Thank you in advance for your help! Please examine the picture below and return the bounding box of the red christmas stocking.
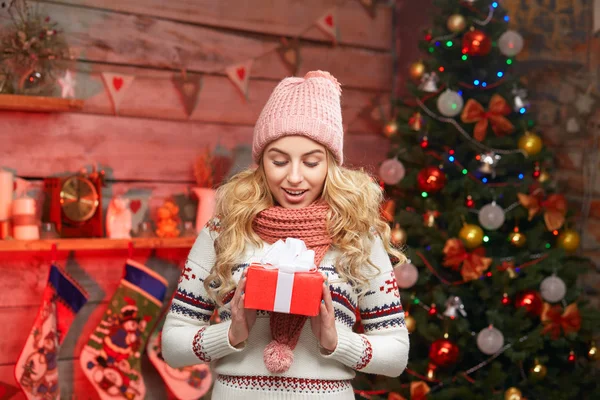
[147,311,213,399]
[0,382,20,400]
[79,259,168,400]
[14,264,89,400]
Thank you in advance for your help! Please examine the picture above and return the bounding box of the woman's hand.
[228,270,257,347]
[310,275,338,352]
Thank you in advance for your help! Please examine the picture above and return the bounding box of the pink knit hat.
[252,70,344,165]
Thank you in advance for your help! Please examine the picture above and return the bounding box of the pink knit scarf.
[252,202,331,373]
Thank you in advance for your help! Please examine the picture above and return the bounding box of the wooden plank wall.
[0,0,396,398]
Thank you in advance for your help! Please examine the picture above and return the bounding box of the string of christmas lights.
[414,251,548,287]
[472,4,495,26]
[416,97,527,156]
[426,149,533,187]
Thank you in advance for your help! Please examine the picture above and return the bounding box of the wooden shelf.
[0,94,84,112]
[0,237,195,252]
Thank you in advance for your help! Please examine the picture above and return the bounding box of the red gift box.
[244,263,324,317]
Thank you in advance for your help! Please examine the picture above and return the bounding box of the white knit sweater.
[162,219,410,399]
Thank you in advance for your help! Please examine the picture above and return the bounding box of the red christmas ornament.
[462,29,492,56]
[568,350,576,364]
[501,292,511,305]
[465,195,475,208]
[417,166,447,193]
[428,304,438,316]
[429,338,459,367]
[515,290,543,316]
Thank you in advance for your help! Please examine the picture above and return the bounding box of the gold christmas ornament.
[405,314,416,333]
[447,14,467,33]
[409,61,426,81]
[508,228,527,248]
[529,359,547,381]
[557,229,580,253]
[383,120,399,138]
[391,223,407,246]
[518,131,543,156]
[504,387,523,400]
[588,343,599,361]
[458,223,484,249]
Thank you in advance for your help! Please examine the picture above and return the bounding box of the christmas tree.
[353,1,600,399]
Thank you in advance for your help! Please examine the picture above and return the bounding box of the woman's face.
[262,136,328,209]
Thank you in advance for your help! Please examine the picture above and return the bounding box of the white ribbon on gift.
[260,238,317,313]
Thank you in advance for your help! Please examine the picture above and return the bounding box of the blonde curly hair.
[204,152,406,305]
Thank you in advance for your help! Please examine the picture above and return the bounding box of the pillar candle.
[0,169,14,221]
[12,197,39,240]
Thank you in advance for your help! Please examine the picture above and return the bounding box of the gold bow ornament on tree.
[443,238,492,281]
[541,303,581,340]
[460,94,515,141]
[517,190,567,231]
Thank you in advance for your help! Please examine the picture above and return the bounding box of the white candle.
[0,169,13,221]
[12,197,36,216]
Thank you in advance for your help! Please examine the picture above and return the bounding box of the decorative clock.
[43,170,105,238]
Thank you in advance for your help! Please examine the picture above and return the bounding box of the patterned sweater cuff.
[193,320,245,362]
[320,327,372,370]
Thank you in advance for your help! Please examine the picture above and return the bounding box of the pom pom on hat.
[303,70,342,95]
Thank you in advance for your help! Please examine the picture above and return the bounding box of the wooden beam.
[0,111,390,181]
[0,94,84,112]
[47,0,393,51]
[40,2,391,91]
[0,237,195,252]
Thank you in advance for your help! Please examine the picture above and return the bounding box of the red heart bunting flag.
[315,9,339,44]
[225,60,253,100]
[101,73,135,114]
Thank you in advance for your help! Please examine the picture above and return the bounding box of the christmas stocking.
[147,310,213,399]
[79,259,168,400]
[0,382,20,400]
[15,264,89,400]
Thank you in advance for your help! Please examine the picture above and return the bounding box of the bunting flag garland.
[277,37,302,76]
[98,5,345,112]
[225,60,253,100]
[358,0,378,19]
[101,73,135,114]
[172,72,203,117]
[315,9,339,44]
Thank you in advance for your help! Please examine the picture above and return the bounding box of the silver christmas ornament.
[419,72,439,93]
[478,152,501,178]
[540,274,567,303]
[477,325,505,355]
[512,86,529,112]
[443,296,467,318]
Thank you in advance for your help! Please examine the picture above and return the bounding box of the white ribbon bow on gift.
[260,238,317,313]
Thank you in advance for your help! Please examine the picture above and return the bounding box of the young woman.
[162,71,410,399]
